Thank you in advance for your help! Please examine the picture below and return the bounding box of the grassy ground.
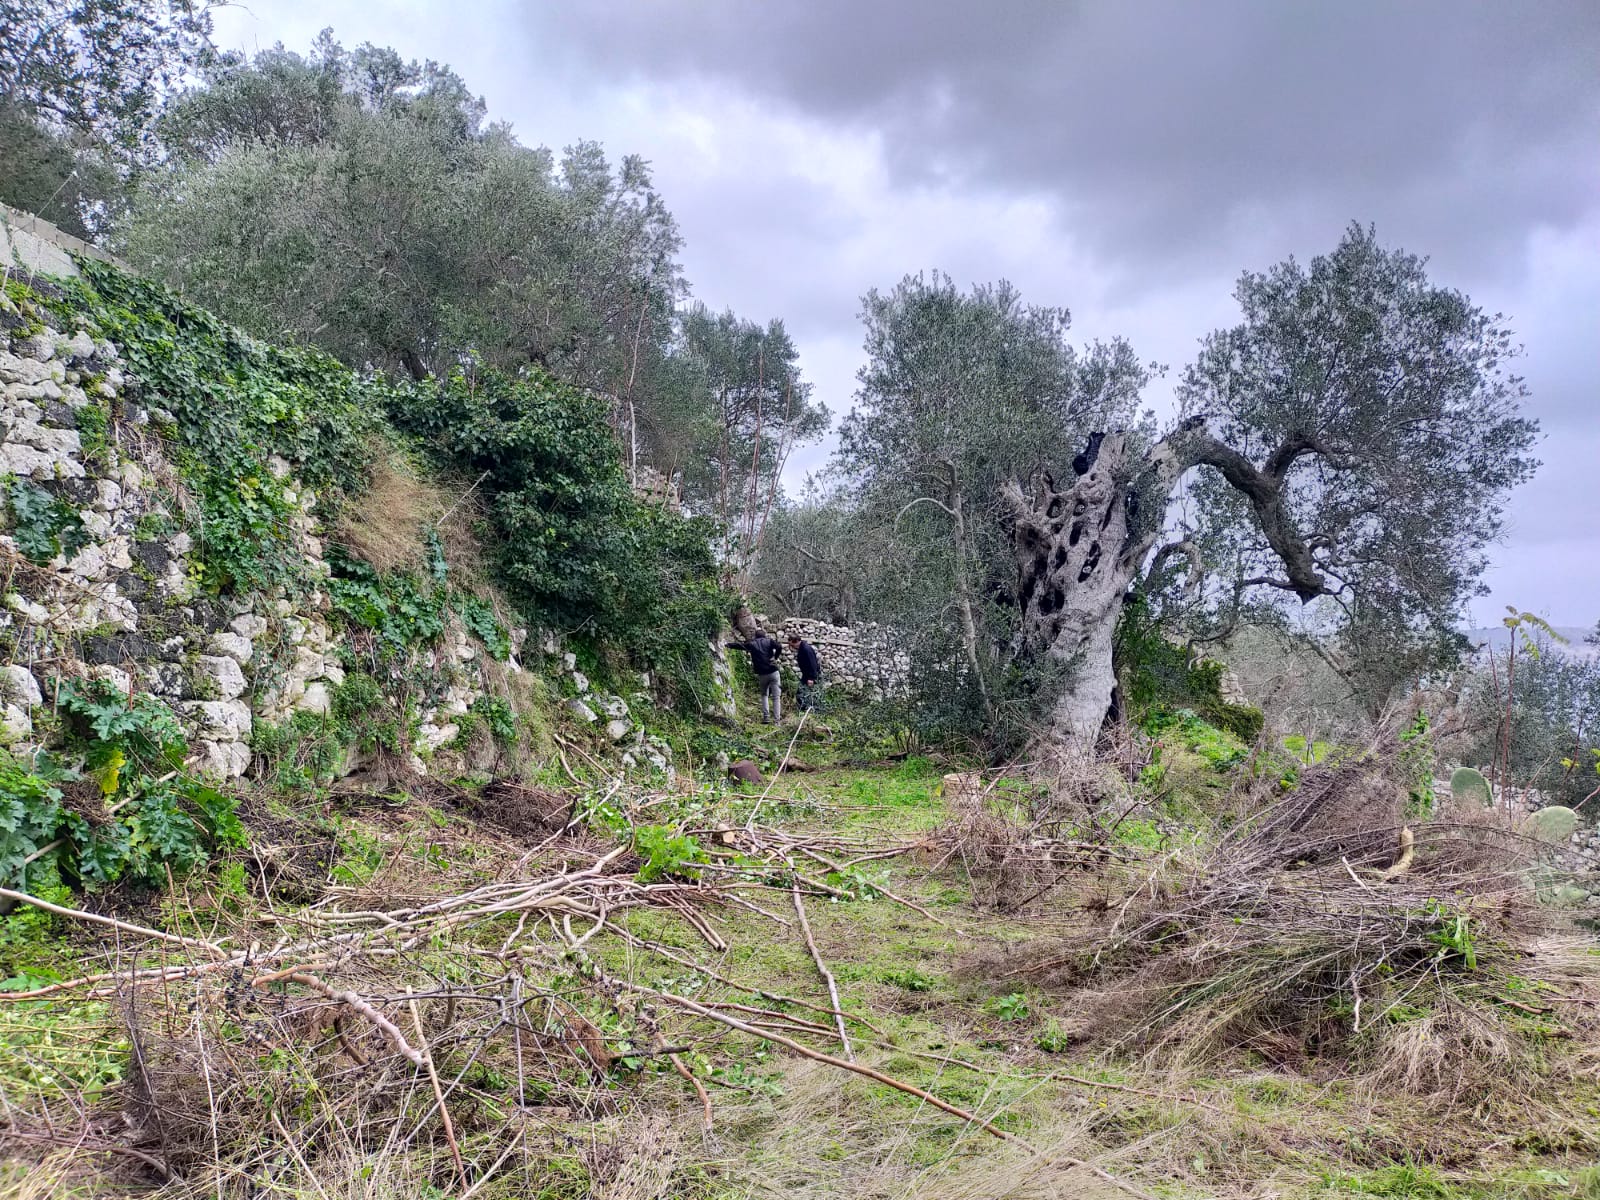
[3,714,1599,1199]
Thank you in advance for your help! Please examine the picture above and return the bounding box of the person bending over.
[726,628,783,723]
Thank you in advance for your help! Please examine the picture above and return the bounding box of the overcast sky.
[216,1,1600,628]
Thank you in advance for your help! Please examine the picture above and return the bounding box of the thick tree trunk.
[1006,433,1149,746]
[1005,419,1328,752]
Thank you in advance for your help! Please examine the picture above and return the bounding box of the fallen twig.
[793,883,853,1062]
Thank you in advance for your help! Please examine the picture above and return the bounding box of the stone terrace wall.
[756,615,909,699]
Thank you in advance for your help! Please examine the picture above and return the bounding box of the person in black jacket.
[725,628,783,722]
[788,633,823,712]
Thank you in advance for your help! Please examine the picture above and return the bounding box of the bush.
[1,681,244,890]
[1116,598,1264,742]
[389,365,727,705]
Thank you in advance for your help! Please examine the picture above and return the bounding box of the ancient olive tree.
[836,272,1150,726]
[1006,225,1538,747]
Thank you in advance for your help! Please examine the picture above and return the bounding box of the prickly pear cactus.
[1450,766,1493,807]
[1526,805,1578,844]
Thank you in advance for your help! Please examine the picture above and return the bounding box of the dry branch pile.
[969,752,1600,1115]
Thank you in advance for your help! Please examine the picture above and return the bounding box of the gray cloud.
[530,1,1600,285]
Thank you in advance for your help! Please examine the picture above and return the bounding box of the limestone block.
[296,681,332,716]
[597,695,628,720]
[417,722,459,753]
[184,699,252,740]
[194,739,251,779]
[65,330,95,360]
[571,670,590,694]
[1,704,32,743]
[562,651,577,671]
[0,665,43,708]
[0,351,55,384]
[230,613,269,639]
[90,664,133,695]
[564,698,598,723]
[321,663,346,687]
[210,631,254,664]
[605,718,632,742]
[196,654,248,700]
[0,441,82,479]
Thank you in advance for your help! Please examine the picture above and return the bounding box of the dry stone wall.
[755,615,909,698]
[0,304,521,780]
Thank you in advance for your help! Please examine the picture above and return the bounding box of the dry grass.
[963,749,1600,1125]
[333,449,446,574]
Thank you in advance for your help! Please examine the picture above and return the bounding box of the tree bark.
[1006,419,1330,751]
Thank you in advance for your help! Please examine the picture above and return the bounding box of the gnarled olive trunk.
[1006,419,1321,751]
[1006,433,1150,745]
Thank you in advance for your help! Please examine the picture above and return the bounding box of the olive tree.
[836,272,1150,722]
[1005,225,1538,748]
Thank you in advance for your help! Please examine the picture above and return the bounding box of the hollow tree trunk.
[1006,434,1147,746]
[1005,418,1328,752]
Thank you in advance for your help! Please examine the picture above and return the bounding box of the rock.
[417,722,459,753]
[605,718,632,742]
[296,681,332,716]
[196,654,247,700]
[94,479,122,511]
[597,694,628,720]
[210,631,254,664]
[564,698,597,723]
[570,670,590,694]
[230,613,269,639]
[562,651,577,671]
[184,699,253,740]
[89,664,132,695]
[65,542,107,581]
[729,759,763,784]
[1,703,32,743]
[0,665,43,708]
[322,663,346,687]
[194,739,251,779]
[65,330,95,360]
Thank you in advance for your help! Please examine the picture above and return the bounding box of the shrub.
[1,681,244,890]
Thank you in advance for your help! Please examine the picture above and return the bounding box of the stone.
[0,665,43,708]
[85,665,132,696]
[169,531,193,556]
[1,704,32,743]
[322,663,346,687]
[196,654,247,700]
[564,698,597,723]
[570,670,590,694]
[605,718,632,742]
[65,330,95,360]
[562,652,577,671]
[184,699,252,740]
[194,739,251,779]
[230,613,269,639]
[0,440,82,479]
[417,722,459,753]
[597,695,628,720]
[65,543,107,581]
[296,681,333,716]
[94,479,122,511]
[210,631,254,664]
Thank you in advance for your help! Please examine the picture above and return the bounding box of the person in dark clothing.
[726,628,783,722]
[788,633,823,712]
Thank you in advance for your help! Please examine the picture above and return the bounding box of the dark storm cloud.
[530,0,1600,281]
